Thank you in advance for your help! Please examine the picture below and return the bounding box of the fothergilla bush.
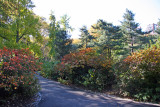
[55,48,115,91]
[0,47,42,103]
[121,46,160,102]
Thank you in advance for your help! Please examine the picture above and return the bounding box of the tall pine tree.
[92,19,123,57]
[79,26,94,48]
[121,9,140,53]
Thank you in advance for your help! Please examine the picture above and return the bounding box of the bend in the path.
[37,75,160,107]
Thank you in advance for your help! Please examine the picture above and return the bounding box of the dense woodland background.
[0,0,160,105]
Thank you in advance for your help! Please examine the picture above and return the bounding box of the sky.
[32,0,160,38]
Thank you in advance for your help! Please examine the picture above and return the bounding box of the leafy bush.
[119,46,160,102]
[0,47,42,104]
[40,60,60,80]
[55,48,115,91]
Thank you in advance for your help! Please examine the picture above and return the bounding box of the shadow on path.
[37,75,159,107]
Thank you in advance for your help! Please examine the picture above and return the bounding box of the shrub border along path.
[37,74,160,107]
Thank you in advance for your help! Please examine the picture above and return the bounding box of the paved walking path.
[37,75,159,107]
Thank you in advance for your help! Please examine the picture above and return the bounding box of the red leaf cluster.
[0,47,42,91]
[56,48,112,73]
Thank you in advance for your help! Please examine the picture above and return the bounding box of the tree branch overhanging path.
[37,75,159,107]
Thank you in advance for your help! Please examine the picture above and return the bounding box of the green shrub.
[41,60,60,80]
[82,68,115,91]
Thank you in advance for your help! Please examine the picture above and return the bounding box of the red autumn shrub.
[0,47,42,98]
[59,48,112,71]
[124,46,160,77]
[55,48,115,90]
[121,46,160,102]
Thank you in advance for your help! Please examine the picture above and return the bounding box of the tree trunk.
[16,31,19,43]
[110,48,111,57]
[85,38,87,48]
[107,48,110,58]
[131,36,134,53]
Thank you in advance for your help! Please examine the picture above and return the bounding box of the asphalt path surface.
[37,75,160,107]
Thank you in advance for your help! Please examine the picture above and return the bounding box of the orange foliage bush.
[124,46,160,76]
[122,46,160,102]
[124,46,160,65]
[58,48,112,71]
[55,48,115,90]
[0,47,42,98]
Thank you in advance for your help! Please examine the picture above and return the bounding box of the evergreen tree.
[121,9,141,53]
[49,13,72,60]
[79,26,94,48]
[60,14,73,32]
[139,34,158,49]
[156,19,160,34]
[54,30,72,59]
[92,19,123,57]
